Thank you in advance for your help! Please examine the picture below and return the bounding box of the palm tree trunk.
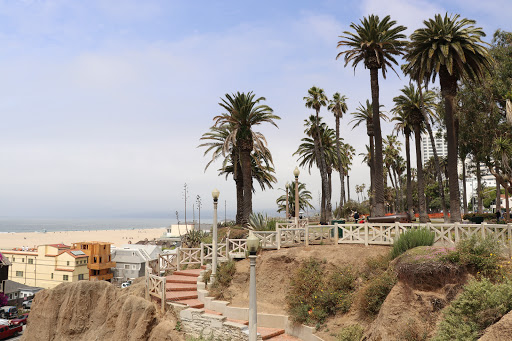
[234,153,243,225]
[311,126,327,223]
[462,157,468,215]
[370,67,385,217]
[335,116,345,207]
[505,183,510,221]
[418,80,449,222]
[405,132,414,220]
[476,159,483,214]
[393,168,401,212]
[415,126,429,223]
[440,69,462,222]
[347,174,351,202]
[315,109,332,223]
[240,143,253,227]
[496,165,501,215]
[369,135,376,214]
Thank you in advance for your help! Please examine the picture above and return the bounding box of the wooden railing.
[145,261,166,310]
[159,253,177,273]
[177,247,202,270]
[202,242,228,262]
[227,239,247,258]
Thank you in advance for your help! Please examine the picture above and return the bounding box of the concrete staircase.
[166,269,299,340]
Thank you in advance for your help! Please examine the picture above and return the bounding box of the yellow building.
[72,242,115,281]
[0,244,89,289]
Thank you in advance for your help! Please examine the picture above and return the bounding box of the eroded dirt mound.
[21,279,184,341]
[227,244,391,315]
[479,310,512,341]
[363,281,465,341]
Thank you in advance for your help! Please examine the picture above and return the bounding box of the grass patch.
[286,258,357,325]
[397,318,428,341]
[358,270,397,316]
[337,324,364,341]
[390,228,435,259]
[208,260,236,300]
[432,278,512,341]
[442,235,504,279]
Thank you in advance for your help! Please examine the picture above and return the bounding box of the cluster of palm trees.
[294,87,355,224]
[336,13,493,222]
[199,92,280,226]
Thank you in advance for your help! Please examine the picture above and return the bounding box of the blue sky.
[1,0,511,220]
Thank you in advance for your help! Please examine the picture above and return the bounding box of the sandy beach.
[0,228,167,250]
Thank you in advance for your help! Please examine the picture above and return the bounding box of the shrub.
[209,260,236,300]
[358,271,397,315]
[337,324,364,341]
[442,235,503,278]
[390,228,435,259]
[334,200,369,219]
[183,230,210,247]
[433,278,512,341]
[286,258,357,325]
[249,212,280,231]
[462,213,496,222]
[397,319,428,341]
[0,293,7,307]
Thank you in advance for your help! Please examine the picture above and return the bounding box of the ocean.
[0,218,214,233]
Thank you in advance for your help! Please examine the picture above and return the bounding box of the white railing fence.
[145,261,166,310]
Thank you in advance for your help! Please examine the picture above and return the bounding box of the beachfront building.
[0,252,10,293]
[72,242,116,282]
[3,279,43,305]
[111,244,162,282]
[0,244,89,289]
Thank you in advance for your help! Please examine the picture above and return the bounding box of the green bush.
[334,200,369,219]
[358,271,397,315]
[442,235,503,278]
[433,278,512,341]
[337,324,364,341]
[209,260,237,300]
[286,258,357,325]
[249,212,281,231]
[390,228,435,259]
[462,213,497,222]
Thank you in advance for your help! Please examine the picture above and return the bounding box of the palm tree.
[303,87,331,223]
[276,181,315,216]
[328,93,349,207]
[213,92,280,226]
[392,84,437,222]
[337,14,407,217]
[392,110,414,219]
[350,100,387,213]
[383,135,402,211]
[341,142,355,203]
[404,13,493,222]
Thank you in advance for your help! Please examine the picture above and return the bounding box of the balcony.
[90,272,113,281]
[88,261,116,270]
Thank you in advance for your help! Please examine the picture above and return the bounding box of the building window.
[132,265,137,270]
[22,258,24,262]
[67,261,70,266]
[124,264,130,270]
[51,273,54,279]
[78,274,84,280]
[16,271,23,277]
[94,257,97,263]
[63,275,69,281]
[13,257,15,262]
[28,258,33,264]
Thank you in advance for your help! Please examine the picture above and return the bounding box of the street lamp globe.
[247,231,260,255]
[212,188,220,200]
[293,167,300,178]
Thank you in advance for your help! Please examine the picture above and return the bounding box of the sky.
[1,0,511,220]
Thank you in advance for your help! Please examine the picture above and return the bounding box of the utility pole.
[183,183,189,226]
[225,200,227,224]
[196,195,202,232]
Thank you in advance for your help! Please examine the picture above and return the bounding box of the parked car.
[0,323,22,340]
[22,300,32,309]
[121,281,131,288]
[11,313,29,326]
[0,307,18,319]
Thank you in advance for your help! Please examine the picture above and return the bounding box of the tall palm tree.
[392,112,415,219]
[276,181,315,216]
[404,13,493,222]
[350,100,387,213]
[213,92,280,226]
[392,84,437,222]
[303,87,331,223]
[341,142,356,203]
[328,93,349,207]
[384,135,402,211]
[337,14,407,217]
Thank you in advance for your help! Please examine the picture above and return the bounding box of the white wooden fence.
[145,261,166,310]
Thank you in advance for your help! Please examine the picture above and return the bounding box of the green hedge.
[463,213,497,222]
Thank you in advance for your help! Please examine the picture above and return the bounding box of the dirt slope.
[21,279,184,341]
[226,244,390,315]
[479,310,512,341]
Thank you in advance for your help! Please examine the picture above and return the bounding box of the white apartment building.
[420,130,448,166]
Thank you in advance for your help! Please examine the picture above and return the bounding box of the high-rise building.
[420,130,448,166]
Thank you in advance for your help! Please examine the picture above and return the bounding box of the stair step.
[166,283,197,292]
[226,318,249,325]
[266,334,301,340]
[166,291,198,301]
[202,309,222,315]
[174,269,203,277]
[166,275,198,284]
[258,327,285,340]
[173,298,204,309]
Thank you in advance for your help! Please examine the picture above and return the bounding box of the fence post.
[334,224,339,245]
[200,243,204,266]
[145,263,149,300]
[277,228,281,250]
[305,225,309,247]
[454,222,460,243]
[226,239,230,260]
[395,222,400,243]
[364,222,369,246]
[481,222,487,239]
[161,277,165,311]
[508,223,512,258]
[176,248,181,271]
